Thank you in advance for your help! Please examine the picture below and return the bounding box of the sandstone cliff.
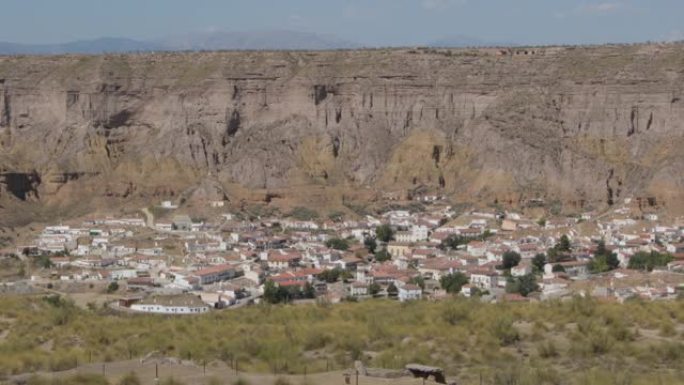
[1,44,684,223]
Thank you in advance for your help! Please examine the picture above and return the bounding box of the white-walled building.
[129,294,210,315]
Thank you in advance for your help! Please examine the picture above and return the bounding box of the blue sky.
[1,0,682,46]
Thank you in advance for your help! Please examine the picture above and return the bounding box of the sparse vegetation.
[0,295,682,384]
[288,207,319,221]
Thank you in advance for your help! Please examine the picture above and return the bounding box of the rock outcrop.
[1,44,684,220]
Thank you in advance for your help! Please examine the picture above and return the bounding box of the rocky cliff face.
[1,44,684,220]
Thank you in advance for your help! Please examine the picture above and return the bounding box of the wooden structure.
[405,364,447,384]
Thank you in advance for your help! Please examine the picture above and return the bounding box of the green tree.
[375,224,395,243]
[589,258,610,274]
[547,247,560,263]
[501,251,521,270]
[303,282,316,299]
[409,276,425,290]
[628,251,673,271]
[606,253,620,270]
[374,249,392,262]
[318,268,342,283]
[590,240,620,273]
[387,283,399,298]
[363,237,377,253]
[325,238,349,251]
[532,253,546,273]
[369,283,381,296]
[263,280,281,304]
[35,255,53,269]
[552,264,566,273]
[439,234,468,250]
[263,280,294,304]
[505,274,538,297]
[440,272,469,294]
[106,281,119,293]
[596,239,608,257]
[557,235,571,252]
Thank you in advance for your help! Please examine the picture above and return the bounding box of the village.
[5,195,684,315]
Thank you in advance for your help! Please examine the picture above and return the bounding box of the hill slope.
[1,44,684,222]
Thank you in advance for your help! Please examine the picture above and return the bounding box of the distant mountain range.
[0,31,514,55]
[427,35,517,48]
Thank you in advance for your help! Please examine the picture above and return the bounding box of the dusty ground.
[33,360,432,385]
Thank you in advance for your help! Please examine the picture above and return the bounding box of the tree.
[606,253,620,270]
[106,281,119,293]
[369,283,381,296]
[32,254,53,269]
[439,234,468,250]
[501,251,521,270]
[374,249,392,262]
[318,268,342,283]
[303,282,316,299]
[552,264,566,273]
[532,253,546,273]
[387,283,399,298]
[557,235,571,252]
[590,239,620,273]
[547,247,560,263]
[596,239,608,257]
[589,257,609,274]
[263,280,288,304]
[409,276,425,290]
[628,251,673,271]
[364,237,377,253]
[375,224,394,243]
[325,238,349,251]
[440,272,468,294]
[506,274,538,297]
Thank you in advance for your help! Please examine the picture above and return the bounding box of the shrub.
[160,378,185,385]
[118,372,141,385]
[288,207,319,221]
[492,316,519,346]
[274,377,292,385]
[537,340,558,358]
[106,282,119,293]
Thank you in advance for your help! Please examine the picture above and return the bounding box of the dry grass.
[0,295,682,385]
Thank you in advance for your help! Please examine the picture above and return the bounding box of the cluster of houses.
[14,197,684,314]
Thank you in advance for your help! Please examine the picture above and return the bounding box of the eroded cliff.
[1,43,684,221]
